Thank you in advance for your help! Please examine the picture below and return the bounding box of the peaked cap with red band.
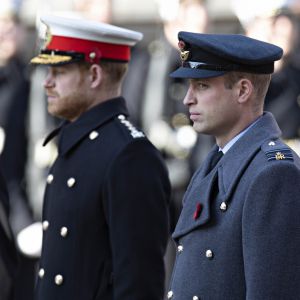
[30,14,143,65]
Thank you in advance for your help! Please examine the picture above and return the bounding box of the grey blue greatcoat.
[35,97,170,300]
[168,112,300,300]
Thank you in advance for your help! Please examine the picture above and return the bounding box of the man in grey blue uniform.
[30,15,170,300]
[167,32,300,299]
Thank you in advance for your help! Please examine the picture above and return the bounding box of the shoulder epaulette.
[261,139,294,162]
[117,115,145,139]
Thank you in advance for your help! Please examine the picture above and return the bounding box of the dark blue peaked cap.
[170,31,283,79]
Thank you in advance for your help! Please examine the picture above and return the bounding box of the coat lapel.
[172,146,220,239]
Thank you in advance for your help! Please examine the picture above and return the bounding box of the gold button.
[177,245,184,253]
[268,141,276,146]
[167,290,174,299]
[54,274,63,285]
[60,227,68,238]
[42,220,49,231]
[47,174,54,184]
[38,268,45,278]
[89,131,99,140]
[67,177,76,188]
[193,296,199,300]
[220,202,227,212]
[206,249,214,259]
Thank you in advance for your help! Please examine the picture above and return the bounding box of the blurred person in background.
[232,0,300,155]
[0,2,37,299]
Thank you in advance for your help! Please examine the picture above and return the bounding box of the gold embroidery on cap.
[30,54,72,64]
[43,25,53,49]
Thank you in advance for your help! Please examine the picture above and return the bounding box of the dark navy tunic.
[35,97,170,300]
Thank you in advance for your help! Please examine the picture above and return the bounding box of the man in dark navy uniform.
[167,32,300,299]
[30,15,170,300]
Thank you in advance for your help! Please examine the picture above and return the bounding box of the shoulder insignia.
[261,139,294,162]
[117,115,145,139]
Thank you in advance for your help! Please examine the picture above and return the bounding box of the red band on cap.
[47,35,131,62]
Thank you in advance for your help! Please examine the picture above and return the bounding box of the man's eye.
[197,83,208,89]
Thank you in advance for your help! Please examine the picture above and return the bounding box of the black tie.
[208,150,223,172]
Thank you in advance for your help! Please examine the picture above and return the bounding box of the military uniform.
[167,32,300,299]
[167,112,300,299]
[35,97,170,300]
[31,15,171,300]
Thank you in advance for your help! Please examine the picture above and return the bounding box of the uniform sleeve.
[242,162,300,300]
[103,139,171,300]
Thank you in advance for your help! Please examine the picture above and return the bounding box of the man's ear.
[236,78,253,104]
[88,64,103,88]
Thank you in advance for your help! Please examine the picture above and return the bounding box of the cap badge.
[180,50,190,61]
[178,40,190,61]
[43,25,52,49]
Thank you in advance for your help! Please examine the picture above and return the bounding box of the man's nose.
[43,72,54,88]
[183,85,195,106]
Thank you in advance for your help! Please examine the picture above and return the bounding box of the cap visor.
[30,54,73,65]
[170,67,227,79]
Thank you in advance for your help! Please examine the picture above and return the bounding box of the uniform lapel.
[173,145,220,239]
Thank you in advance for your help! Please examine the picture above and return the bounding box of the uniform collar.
[43,97,129,156]
[218,111,281,200]
[220,116,261,154]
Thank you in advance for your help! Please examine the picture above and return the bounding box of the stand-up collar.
[43,97,129,156]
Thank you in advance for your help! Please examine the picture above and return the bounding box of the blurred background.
[1,0,300,299]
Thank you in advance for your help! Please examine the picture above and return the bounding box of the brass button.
[167,290,174,299]
[60,227,68,238]
[206,249,214,259]
[54,274,63,285]
[42,220,49,231]
[47,174,54,184]
[268,141,276,146]
[220,202,227,212]
[67,177,76,188]
[38,268,45,278]
[177,245,184,253]
[89,131,99,140]
[193,296,199,300]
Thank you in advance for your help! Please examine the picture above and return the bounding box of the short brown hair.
[78,60,128,87]
[99,60,128,85]
[224,72,271,100]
